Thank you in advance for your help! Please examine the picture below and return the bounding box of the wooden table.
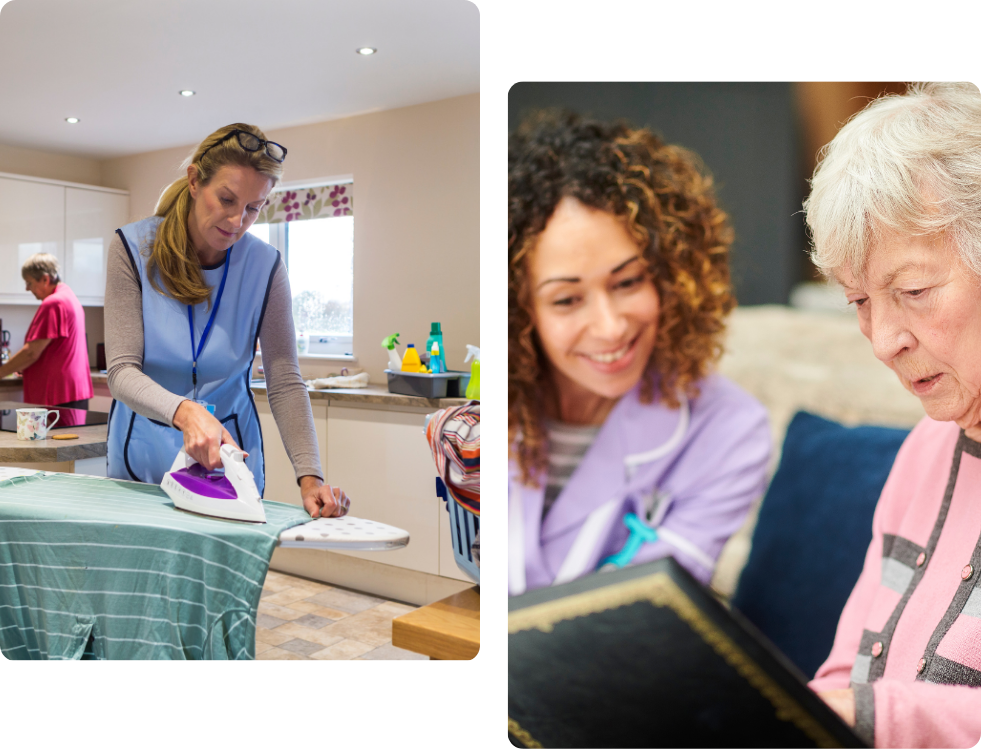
[392,586,479,659]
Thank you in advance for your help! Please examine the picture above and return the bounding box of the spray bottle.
[382,333,402,370]
[464,344,480,400]
[425,323,447,374]
[429,341,443,374]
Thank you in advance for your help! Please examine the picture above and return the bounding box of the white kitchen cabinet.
[325,404,441,575]
[65,187,130,305]
[254,397,328,507]
[0,177,65,303]
[0,172,128,305]
[324,401,474,583]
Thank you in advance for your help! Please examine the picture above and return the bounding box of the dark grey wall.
[509,83,806,306]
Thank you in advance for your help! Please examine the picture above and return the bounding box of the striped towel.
[426,403,479,515]
[0,472,311,660]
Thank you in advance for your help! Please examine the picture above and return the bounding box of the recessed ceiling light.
[65,117,80,124]
[356,47,376,56]
[179,90,196,97]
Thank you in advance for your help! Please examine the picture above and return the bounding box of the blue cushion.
[731,411,910,679]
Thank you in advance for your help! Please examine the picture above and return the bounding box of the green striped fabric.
[0,472,310,660]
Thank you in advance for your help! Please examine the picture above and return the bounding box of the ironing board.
[0,469,408,660]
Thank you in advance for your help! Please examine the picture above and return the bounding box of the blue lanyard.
[188,248,232,400]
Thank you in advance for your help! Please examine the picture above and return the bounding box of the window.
[247,182,353,357]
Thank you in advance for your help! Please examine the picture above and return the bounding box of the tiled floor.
[255,569,427,660]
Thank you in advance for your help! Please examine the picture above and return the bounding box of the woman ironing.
[105,123,349,518]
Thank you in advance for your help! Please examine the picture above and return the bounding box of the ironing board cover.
[0,472,310,660]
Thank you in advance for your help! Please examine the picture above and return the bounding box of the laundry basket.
[437,476,479,584]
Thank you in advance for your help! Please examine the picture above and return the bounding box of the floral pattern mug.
[16,408,60,440]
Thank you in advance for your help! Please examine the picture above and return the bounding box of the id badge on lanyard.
[188,248,232,407]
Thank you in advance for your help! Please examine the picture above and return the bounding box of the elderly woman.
[805,82,981,747]
[508,111,771,596]
[0,254,93,409]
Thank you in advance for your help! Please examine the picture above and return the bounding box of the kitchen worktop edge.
[250,381,469,409]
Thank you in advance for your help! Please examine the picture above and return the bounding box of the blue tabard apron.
[107,216,280,494]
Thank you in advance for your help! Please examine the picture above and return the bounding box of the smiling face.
[187,164,273,260]
[529,197,660,424]
[838,231,981,434]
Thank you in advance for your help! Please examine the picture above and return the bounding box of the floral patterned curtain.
[256,182,353,224]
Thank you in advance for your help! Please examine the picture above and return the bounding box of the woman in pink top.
[0,253,93,408]
[805,82,981,747]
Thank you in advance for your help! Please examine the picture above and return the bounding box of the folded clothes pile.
[427,403,480,568]
[426,402,479,516]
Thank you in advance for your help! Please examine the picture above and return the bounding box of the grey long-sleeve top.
[104,233,323,484]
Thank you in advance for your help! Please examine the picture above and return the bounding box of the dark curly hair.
[509,110,736,486]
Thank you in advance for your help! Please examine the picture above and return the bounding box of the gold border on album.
[508,572,841,748]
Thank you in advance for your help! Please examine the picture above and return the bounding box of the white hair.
[804,82,981,278]
[21,252,61,284]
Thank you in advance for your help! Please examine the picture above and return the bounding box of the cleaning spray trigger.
[382,333,402,370]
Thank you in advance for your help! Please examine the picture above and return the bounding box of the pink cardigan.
[810,417,981,748]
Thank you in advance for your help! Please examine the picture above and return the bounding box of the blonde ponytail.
[147,123,284,306]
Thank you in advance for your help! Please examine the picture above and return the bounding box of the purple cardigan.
[509,374,771,596]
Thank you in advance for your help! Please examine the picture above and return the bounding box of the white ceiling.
[0,0,479,159]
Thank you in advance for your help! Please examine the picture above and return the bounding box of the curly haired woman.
[508,111,771,596]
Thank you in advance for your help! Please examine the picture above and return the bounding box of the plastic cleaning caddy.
[385,369,462,398]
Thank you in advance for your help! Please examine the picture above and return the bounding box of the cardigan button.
[963,564,974,581]
[871,641,883,657]
[917,657,927,674]
[916,552,926,567]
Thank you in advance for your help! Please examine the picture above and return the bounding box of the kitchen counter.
[0,401,107,463]
[249,380,469,410]
[4,373,463,409]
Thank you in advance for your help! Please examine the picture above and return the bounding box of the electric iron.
[161,443,266,523]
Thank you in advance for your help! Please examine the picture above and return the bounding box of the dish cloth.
[305,372,370,389]
[0,472,310,660]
